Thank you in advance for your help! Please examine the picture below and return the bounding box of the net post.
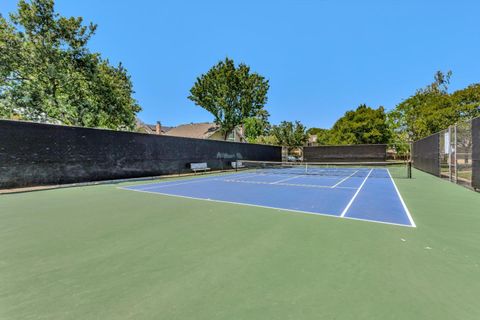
[407,161,412,179]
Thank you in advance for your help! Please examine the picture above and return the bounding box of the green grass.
[1,170,480,319]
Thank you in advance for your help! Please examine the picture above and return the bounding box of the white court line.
[331,170,359,188]
[133,172,289,191]
[340,169,373,217]
[387,169,416,228]
[130,172,257,190]
[222,172,278,183]
[225,172,261,181]
[217,178,357,189]
[270,175,304,184]
[134,178,221,190]
[117,186,415,228]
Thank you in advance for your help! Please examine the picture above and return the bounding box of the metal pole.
[454,124,458,183]
[448,126,452,181]
[437,136,440,177]
[409,141,413,162]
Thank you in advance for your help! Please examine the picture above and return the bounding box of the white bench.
[190,162,210,173]
[231,161,245,169]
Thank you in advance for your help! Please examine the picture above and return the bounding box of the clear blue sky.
[2,0,480,128]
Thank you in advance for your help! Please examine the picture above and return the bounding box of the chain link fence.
[413,116,479,191]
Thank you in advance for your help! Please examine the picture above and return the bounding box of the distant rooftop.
[135,118,173,135]
[164,122,219,139]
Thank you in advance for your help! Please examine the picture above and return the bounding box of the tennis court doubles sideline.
[120,169,416,227]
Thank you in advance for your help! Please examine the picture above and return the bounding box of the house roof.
[135,118,173,134]
[147,124,173,133]
[165,122,220,139]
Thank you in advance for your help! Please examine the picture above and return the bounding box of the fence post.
[454,123,458,183]
[410,141,413,163]
[448,126,452,181]
[437,135,441,177]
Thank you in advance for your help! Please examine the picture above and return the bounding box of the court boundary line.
[117,186,414,228]
[331,170,359,188]
[216,178,356,190]
[270,175,304,184]
[224,172,261,181]
[120,171,345,191]
[340,169,373,217]
[387,170,416,228]
[132,172,260,190]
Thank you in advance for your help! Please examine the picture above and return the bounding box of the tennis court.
[3,168,480,319]
[122,162,415,227]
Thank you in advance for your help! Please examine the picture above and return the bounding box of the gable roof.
[164,122,220,139]
[148,124,173,134]
[135,118,173,134]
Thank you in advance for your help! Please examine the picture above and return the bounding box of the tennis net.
[236,160,412,179]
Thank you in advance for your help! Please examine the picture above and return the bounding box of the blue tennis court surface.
[121,169,416,227]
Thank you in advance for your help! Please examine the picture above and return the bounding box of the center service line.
[331,170,359,188]
[340,169,373,218]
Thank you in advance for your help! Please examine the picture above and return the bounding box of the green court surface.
[1,170,480,320]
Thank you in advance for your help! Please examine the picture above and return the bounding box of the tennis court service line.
[125,172,256,190]
[270,175,304,184]
[217,178,357,189]
[331,170,359,188]
[340,169,373,218]
[227,172,261,181]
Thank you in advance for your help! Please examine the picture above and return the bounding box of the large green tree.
[328,104,391,145]
[306,127,332,145]
[188,58,269,139]
[389,71,480,142]
[0,0,140,129]
[271,121,308,149]
[250,134,278,145]
[243,109,271,142]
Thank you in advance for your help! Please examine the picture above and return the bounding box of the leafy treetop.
[188,58,269,139]
[271,120,308,149]
[0,0,140,130]
[328,104,391,145]
[389,71,480,142]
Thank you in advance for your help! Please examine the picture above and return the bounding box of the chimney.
[155,121,161,135]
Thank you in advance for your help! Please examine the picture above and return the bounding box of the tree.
[450,83,480,120]
[243,109,271,142]
[389,71,453,141]
[390,71,480,141]
[271,121,308,150]
[188,58,270,139]
[306,127,332,145]
[249,134,279,145]
[0,0,140,129]
[328,104,391,145]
